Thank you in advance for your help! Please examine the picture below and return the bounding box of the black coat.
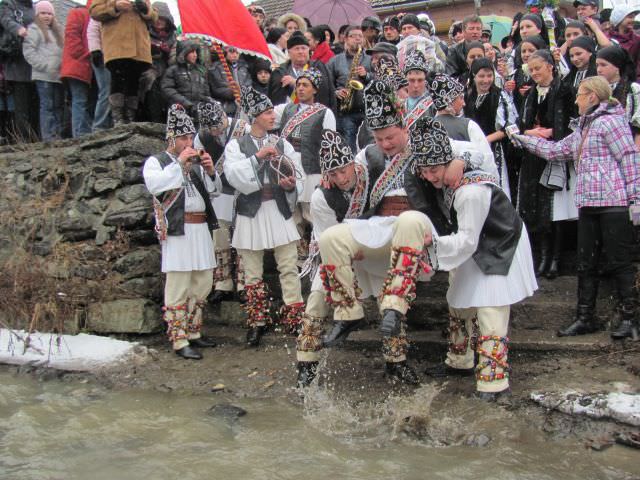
[208,58,252,116]
[160,43,213,112]
[268,59,336,112]
[445,41,469,80]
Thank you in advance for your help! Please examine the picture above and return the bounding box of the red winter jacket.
[60,1,92,84]
[311,41,335,64]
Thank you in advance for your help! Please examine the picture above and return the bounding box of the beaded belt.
[261,184,274,201]
[184,212,207,224]
[377,196,411,217]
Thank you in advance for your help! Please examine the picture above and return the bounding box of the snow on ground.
[531,390,640,427]
[0,328,139,371]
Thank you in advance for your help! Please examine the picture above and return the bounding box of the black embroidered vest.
[279,103,327,175]
[235,134,293,220]
[155,152,219,236]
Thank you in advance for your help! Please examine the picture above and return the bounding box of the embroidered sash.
[444,171,498,211]
[369,149,412,209]
[280,103,326,140]
[404,97,433,130]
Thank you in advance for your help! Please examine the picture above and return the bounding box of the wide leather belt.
[377,196,411,217]
[184,212,207,223]
[261,184,274,201]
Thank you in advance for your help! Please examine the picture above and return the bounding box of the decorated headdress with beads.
[319,129,354,175]
[166,104,196,140]
[374,57,408,91]
[196,100,226,130]
[403,49,429,75]
[364,79,404,130]
[428,73,464,111]
[240,85,273,118]
[297,67,323,91]
[411,116,453,169]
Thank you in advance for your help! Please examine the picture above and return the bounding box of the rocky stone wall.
[0,124,169,334]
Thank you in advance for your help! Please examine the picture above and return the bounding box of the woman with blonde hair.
[22,0,63,141]
[512,76,640,340]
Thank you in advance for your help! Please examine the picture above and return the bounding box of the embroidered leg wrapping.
[382,319,408,363]
[379,246,429,314]
[163,303,189,349]
[319,264,364,320]
[187,299,206,340]
[296,314,325,362]
[244,281,271,328]
[213,248,234,291]
[476,335,510,391]
[281,301,305,334]
[445,309,478,370]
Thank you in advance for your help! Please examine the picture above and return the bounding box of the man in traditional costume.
[313,79,435,385]
[143,104,221,360]
[194,100,249,303]
[223,87,305,347]
[402,49,435,130]
[274,68,337,241]
[295,129,371,387]
[414,116,537,401]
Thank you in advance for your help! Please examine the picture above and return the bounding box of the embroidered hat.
[428,73,464,111]
[403,49,429,75]
[166,103,196,140]
[374,57,408,91]
[364,79,404,130]
[297,67,323,90]
[319,129,354,174]
[240,85,273,118]
[411,116,453,168]
[197,100,226,130]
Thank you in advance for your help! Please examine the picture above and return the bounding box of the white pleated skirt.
[446,227,538,309]
[300,173,321,203]
[232,200,300,250]
[552,164,578,221]
[161,223,216,273]
[213,193,235,223]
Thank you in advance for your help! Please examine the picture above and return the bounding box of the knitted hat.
[411,117,453,169]
[297,67,322,90]
[400,14,421,31]
[240,85,273,118]
[403,49,429,75]
[569,35,596,54]
[35,0,54,15]
[287,31,309,49]
[364,79,403,130]
[319,129,354,174]
[428,74,464,111]
[197,101,226,130]
[166,104,196,140]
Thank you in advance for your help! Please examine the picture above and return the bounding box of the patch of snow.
[531,390,640,427]
[0,328,138,371]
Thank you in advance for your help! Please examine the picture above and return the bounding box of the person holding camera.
[511,76,640,340]
[143,104,222,360]
[90,0,158,124]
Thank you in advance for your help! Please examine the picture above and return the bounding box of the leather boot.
[475,388,511,402]
[296,361,318,388]
[175,345,203,360]
[210,290,233,304]
[535,239,551,277]
[384,361,420,385]
[323,319,362,347]
[380,309,403,337]
[546,223,563,279]
[424,362,475,378]
[246,326,265,347]
[109,93,125,126]
[611,302,639,340]
[124,96,138,123]
[557,305,598,336]
[190,337,217,348]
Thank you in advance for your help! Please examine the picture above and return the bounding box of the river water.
[0,369,638,480]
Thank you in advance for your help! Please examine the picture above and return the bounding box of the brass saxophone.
[339,46,364,113]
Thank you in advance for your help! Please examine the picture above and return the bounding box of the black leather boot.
[380,309,403,337]
[246,326,265,347]
[210,290,233,304]
[611,302,639,340]
[424,362,475,378]
[175,345,203,360]
[557,305,598,336]
[190,337,217,348]
[535,240,551,277]
[296,361,318,388]
[475,389,511,402]
[323,319,362,347]
[384,361,420,385]
[546,224,562,280]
